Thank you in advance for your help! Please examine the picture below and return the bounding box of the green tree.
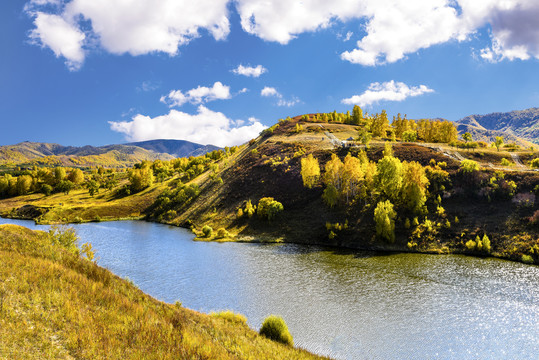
[493,136,504,151]
[68,168,85,186]
[16,175,33,195]
[401,161,429,214]
[402,130,418,142]
[374,200,397,243]
[358,128,372,148]
[257,197,284,221]
[300,154,320,189]
[462,132,472,143]
[128,165,154,192]
[54,167,66,185]
[56,180,74,195]
[375,156,403,203]
[351,105,363,125]
[86,179,100,197]
[41,184,53,196]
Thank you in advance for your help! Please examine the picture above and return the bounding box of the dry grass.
[0,224,327,360]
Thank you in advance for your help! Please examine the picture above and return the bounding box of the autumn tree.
[16,175,33,195]
[374,200,396,243]
[257,197,284,221]
[493,136,504,151]
[341,154,364,203]
[375,155,403,203]
[300,154,320,189]
[401,161,429,214]
[323,154,344,192]
[128,164,154,192]
[351,105,363,125]
[462,132,472,143]
[68,168,85,186]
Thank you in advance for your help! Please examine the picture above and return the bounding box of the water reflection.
[1,217,537,359]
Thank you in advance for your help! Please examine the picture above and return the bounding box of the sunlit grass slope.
[0,224,327,360]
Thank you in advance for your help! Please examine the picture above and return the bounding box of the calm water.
[1,217,538,359]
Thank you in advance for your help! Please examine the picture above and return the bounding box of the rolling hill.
[0,139,221,168]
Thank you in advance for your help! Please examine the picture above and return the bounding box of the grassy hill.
[1,115,538,265]
[0,224,326,360]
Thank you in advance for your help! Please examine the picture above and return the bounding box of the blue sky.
[2,0,539,147]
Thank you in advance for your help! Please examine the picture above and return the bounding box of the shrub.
[530,158,539,169]
[216,228,228,238]
[521,254,534,264]
[501,158,512,166]
[482,234,491,253]
[211,310,247,325]
[257,197,284,221]
[202,225,213,238]
[259,315,293,346]
[465,240,476,250]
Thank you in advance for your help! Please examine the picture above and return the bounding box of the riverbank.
[0,224,327,360]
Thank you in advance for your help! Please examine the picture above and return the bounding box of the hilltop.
[0,224,325,359]
[0,111,538,265]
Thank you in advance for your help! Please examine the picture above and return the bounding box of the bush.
[501,158,512,166]
[257,197,284,221]
[202,225,213,238]
[530,158,539,169]
[216,228,228,238]
[521,254,534,264]
[259,315,293,346]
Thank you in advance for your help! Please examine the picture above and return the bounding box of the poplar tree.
[300,154,320,189]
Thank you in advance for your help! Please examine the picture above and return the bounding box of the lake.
[1,217,538,359]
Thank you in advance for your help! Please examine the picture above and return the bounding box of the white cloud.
[160,82,231,107]
[232,64,267,77]
[260,86,299,106]
[460,0,539,62]
[109,106,266,147]
[26,0,230,67]
[341,0,468,66]
[261,86,280,97]
[341,81,434,107]
[26,0,539,69]
[29,12,86,71]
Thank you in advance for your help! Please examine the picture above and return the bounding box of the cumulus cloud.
[460,0,539,62]
[260,86,299,107]
[26,0,230,67]
[341,0,468,66]
[261,86,280,97]
[109,106,266,147]
[232,64,267,77]
[29,12,86,70]
[341,81,434,107]
[26,0,539,69]
[160,82,231,107]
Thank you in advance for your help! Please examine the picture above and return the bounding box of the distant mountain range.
[0,139,221,167]
[454,107,539,146]
[126,139,221,158]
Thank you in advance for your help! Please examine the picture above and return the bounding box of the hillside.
[456,107,539,145]
[0,139,220,169]
[1,114,538,265]
[0,224,325,360]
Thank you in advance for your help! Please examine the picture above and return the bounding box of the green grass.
[0,224,327,360]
